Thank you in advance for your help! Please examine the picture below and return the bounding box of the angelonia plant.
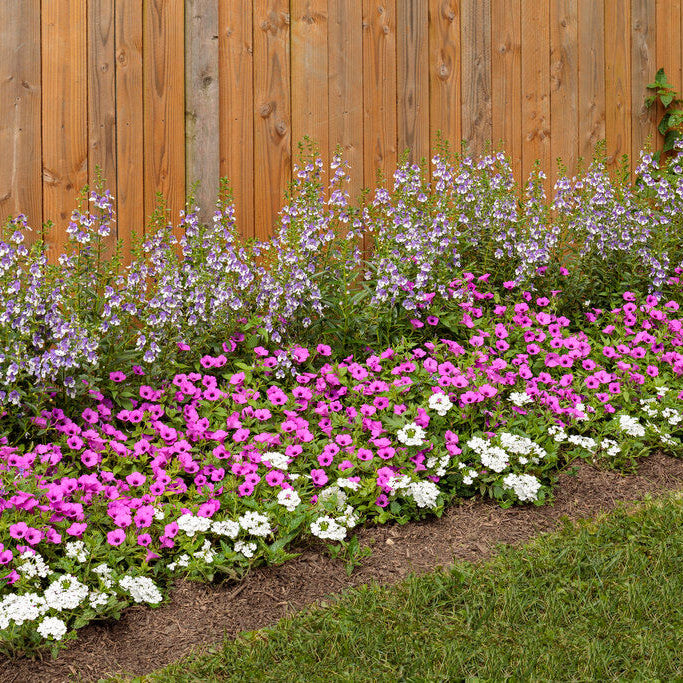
[0,138,682,657]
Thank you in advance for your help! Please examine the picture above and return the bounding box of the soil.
[3,452,683,683]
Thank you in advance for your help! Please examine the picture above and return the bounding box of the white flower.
[65,540,88,563]
[43,575,89,611]
[234,540,258,558]
[211,519,240,538]
[119,575,163,604]
[238,511,271,537]
[263,451,289,470]
[618,414,646,438]
[310,516,347,541]
[17,551,50,579]
[508,391,533,406]
[336,478,361,491]
[89,591,109,609]
[407,480,440,508]
[0,592,47,627]
[176,513,211,537]
[277,488,301,512]
[480,446,509,473]
[92,563,114,588]
[548,425,567,442]
[502,473,542,502]
[37,616,68,641]
[601,438,621,457]
[193,539,216,564]
[428,392,453,416]
[397,422,426,446]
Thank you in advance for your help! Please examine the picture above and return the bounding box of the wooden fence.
[0,0,681,258]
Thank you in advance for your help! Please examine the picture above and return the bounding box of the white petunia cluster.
[499,432,546,464]
[65,540,88,563]
[618,414,646,437]
[263,450,289,469]
[640,398,659,418]
[277,488,301,511]
[318,485,348,510]
[502,473,542,502]
[426,454,450,476]
[662,407,682,426]
[407,480,440,508]
[238,511,271,537]
[176,513,212,537]
[234,540,258,558]
[428,392,453,416]
[310,515,347,541]
[43,575,89,611]
[211,519,240,538]
[88,591,109,609]
[119,575,163,604]
[336,477,361,491]
[0,592,47,629]
[467,437,509,473]
[36,616,68,641]
[548,425,567,442]
[17,551,50,580]
[508,391,533,406]
[397,422,426,446]
[567,434,598,452]
[92,563,114,588]
[167,554,191,572]
[600,438,621,457]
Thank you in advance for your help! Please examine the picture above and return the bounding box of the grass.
[131,493,683,682]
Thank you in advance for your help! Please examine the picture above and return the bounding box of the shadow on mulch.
[3,452,683,683]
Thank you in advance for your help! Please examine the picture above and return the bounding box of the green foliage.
[646,67,683,160]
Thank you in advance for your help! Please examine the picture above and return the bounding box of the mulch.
[3,452,683,683]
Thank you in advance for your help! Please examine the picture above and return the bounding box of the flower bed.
[1,143,683,656]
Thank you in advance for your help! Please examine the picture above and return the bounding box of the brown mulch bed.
[3,452,683,683]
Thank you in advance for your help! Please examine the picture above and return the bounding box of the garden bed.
[1,451,682,682]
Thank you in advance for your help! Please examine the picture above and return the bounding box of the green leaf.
[663,131,679,152]
[658,114,671,135]
[655,67,667,85]
[661,92,675,108]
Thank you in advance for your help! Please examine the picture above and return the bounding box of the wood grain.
[577,0,605,165]
[292,0,329,172]
[521,0,551,191]
[656,0,681,155]
[397,0,429,165]
[253,0,291,241]
[186,0,220,222]
[550,0,578,190]
[143,0,186,236]
[88,0,117,254]
[328,0,364,201]
[115,0,144,254]
[42,0,88,261]
[219,0,254,239]
[631,0,657,162]
[461,0,491,157]
[428,0,461,161]
[605,0,631,171]
[491,0,522,181]
[0,0,42,235]
[363,0,397,193]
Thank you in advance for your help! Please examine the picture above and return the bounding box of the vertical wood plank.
[253,0,291,241]
[521,0,551,190]
[363,0,398,191]
[219,0,254,239]
[429,0,461,162]
[115,0,144,253]
[460,0,491,157]
[605,0,631,171]
[88,0,117,252]
[491,0,522,181]
[186,0,220,221]
[42,0,88,260]
[656,0,681,155]
[328,0,364,201]
[397,0,429,165]
[631,0,656,163]
[292,0,330,172]
[577,0,605,164]
[143,0,186,235]
[550,0,578,188]
[0,0,42,233]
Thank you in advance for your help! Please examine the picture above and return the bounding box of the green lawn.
[134,493,683,682]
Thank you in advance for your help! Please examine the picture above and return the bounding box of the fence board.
[656,0,681,155]
[143,0,185,235]
[521,0,550,191]
[429,0,461,162]
[491,0,522,181]
[632,0,657,163]
[397,0,429,165]
[292,0,329,173]
[88,0,117,254]
[577,0,605,165]
[115,0,144,252]
[254,0,291,241]
[0,0,42,234]
[461,0,491,157]
[605,1,631,171]
[363,0,397,193]
[550,0,578,190]
[42,0,88,261]
[328,0,364,201]
[219,1,254,238]
[186,0,220,221]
